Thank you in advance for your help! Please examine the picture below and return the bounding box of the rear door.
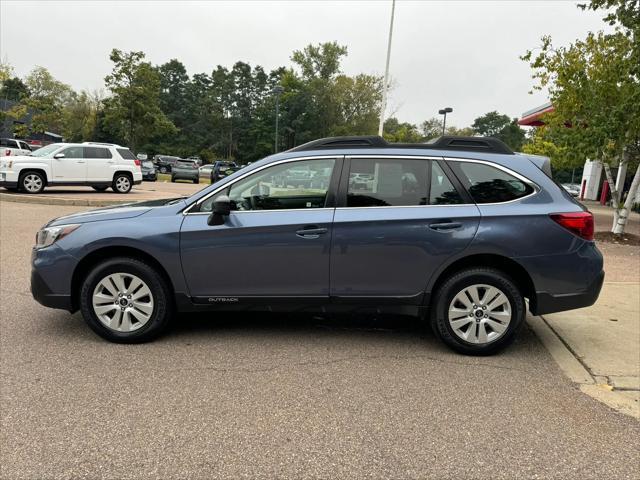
[85,146,113,181]
[330,156,480,302]
[52,145,86,182]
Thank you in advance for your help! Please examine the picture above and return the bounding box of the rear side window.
[347,158,428,207]
[430,163,463,205]
[2,139,19,148]
[452,161,534,203]
[84,147,112,159]
[116,148,137,160]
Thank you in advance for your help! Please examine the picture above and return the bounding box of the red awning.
[518,103,555,126]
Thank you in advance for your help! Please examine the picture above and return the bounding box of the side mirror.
[207,195,231,226]
[53,153,65,159]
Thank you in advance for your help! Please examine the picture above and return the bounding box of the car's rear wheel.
[171,176,176,183]
[19,171,45,194]
[159,166,167,174]
[92,186,108,192]
[193,178,199,184]
[431,268,525,355]
[80,257,172,343]
[112,174,132,193]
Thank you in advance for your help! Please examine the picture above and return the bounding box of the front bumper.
[31,245,77,312]
[0,180,19,189]
[531,270,605,315]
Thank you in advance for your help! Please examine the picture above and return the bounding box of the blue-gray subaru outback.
[31,136,604,355]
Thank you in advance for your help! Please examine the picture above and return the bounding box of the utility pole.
[378,0,396,137]
[273,85,284,153]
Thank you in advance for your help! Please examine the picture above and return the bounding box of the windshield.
[176,161,196,168]
[29,143,63,157]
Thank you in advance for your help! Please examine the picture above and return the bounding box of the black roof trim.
[288,135,515,155]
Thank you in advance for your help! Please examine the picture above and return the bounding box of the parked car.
[210,161,239,183]
[0,141,142,194]
[171,159,199,184]
[153,155,181,174]
[198,164,215,178]
[136,153,148,161]
[141,160,157,182]
[562,183,581,197]
[1,138,32,156]
[30,135,603,355]
[186,156,202,166]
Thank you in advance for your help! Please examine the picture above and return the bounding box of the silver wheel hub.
[448,284,512,345]
[116,177,130,192]
[92,273,154,332]
[24,174,42,192]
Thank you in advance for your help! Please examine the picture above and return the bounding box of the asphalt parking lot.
[1,200,639,479]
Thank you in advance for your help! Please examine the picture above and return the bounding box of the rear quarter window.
[451,161,534,204]
[116,148,137,160]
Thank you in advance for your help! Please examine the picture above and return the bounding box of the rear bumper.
[531,270,605,315]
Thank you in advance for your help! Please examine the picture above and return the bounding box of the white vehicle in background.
[0,142,142,194]
[561,183,581,197]
[1,138,32,156]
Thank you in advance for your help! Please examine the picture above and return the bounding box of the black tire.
[79,257,173,343]
[159,166,168,174]
[19,171,45,194]
[193,178,199,184]
[92,186,108,192]
[430,267,525,355]
[171,176,176,183]
[112,173,132,193]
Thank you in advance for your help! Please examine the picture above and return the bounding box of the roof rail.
[288,135,514,155]
[82,141,122,147]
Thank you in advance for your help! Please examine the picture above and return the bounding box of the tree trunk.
[612,163,640,236]
[602,162,618,207]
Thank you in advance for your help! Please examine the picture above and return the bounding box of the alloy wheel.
[92,273,154,332]
[447,284,512,345]
[23,174,43,193]
[115,176,131,192]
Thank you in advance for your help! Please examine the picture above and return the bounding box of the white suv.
[0,142,142,194]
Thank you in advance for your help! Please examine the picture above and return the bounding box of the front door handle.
[296,226,328,239]
[429,221,462,231]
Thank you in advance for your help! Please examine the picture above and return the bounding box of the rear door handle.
[429,221,462,231]
[296,226,328,239]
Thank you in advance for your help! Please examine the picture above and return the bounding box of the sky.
[0,0,610,128]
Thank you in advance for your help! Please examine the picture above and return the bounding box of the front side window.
[60,146,84,158]
[347,158,428,207]
[199,158,336,212]
[452,161,534,203]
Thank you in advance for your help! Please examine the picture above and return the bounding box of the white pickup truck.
[1,138,32,156]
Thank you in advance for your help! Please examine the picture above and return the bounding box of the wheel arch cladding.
[427,254,536,307]
[70,246,175,311]
[20,168,48,185]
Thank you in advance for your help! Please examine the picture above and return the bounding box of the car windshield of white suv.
[28,144,63,157]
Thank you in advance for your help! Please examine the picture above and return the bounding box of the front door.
[52,145,87,182]
[330,156,480,301]
[180,156,341,299]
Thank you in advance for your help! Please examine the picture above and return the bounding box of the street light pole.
[273,85,284,153]
[438,107,453,136]
[378,0,396,137]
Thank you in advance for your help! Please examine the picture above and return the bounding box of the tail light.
[5,149,11,156]
[550,212,594,241]
[134,159,141,167]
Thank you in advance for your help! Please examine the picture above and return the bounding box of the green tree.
[103,49,176,152]
[472,111,526,150]
[0,77,29,101]
[522,2,640,234]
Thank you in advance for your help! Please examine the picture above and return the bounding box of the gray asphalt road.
[1,201,639,479]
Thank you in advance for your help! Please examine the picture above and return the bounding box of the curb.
[527,315,639,419]
[0,192,133,207]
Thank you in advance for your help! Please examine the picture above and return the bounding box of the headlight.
[35,224,81,249]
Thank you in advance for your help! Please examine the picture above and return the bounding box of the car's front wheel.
[80,257,172,343]
[159,166,167,174]
[19,171,45,194]
[431,268,525,355]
